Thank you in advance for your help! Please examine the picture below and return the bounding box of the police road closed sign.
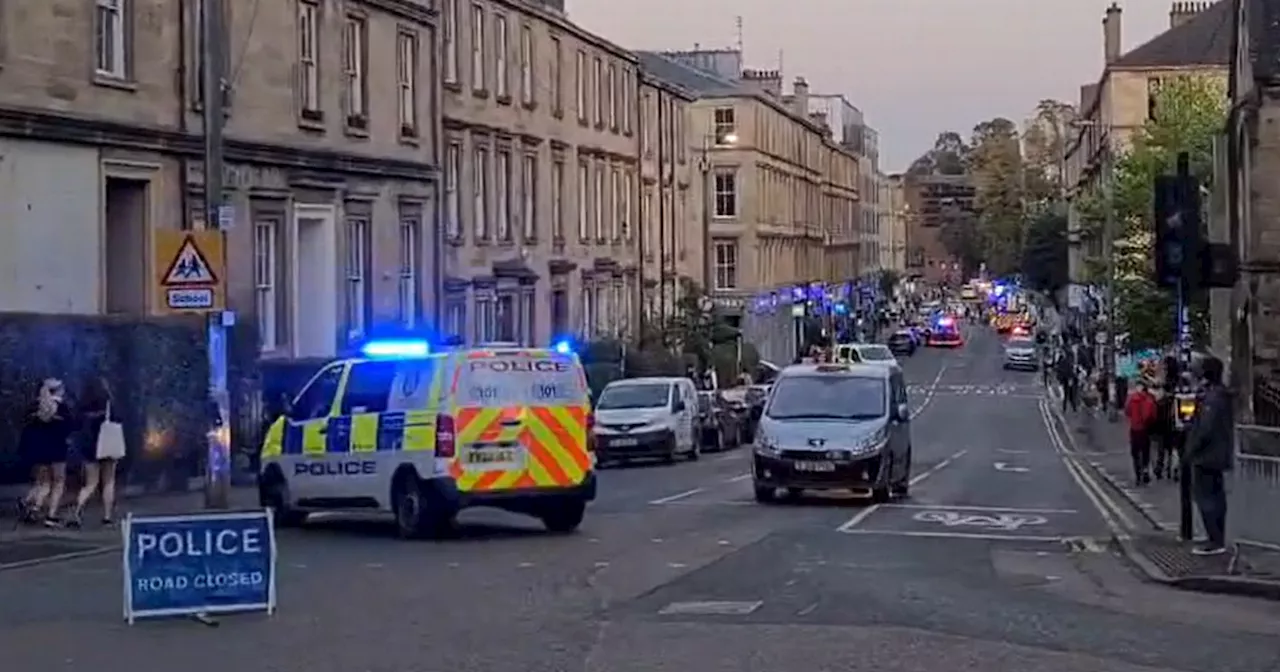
[122,510,277,623]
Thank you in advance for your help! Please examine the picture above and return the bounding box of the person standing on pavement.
[1124,380,1157,485]
[18,378,75,527]
[69,376,125,527]
[1056,348,1078,413]
[1153,377,1177,480]
[1184,356,1234,556]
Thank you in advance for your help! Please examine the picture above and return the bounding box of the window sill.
[93,74,137,92]
[552,109,564,119]
[577,118,589,128]
[472,88,490,100]
[474,237,492,246]
[399,125,420,145]
[444,81,463,93]
[522,100,537,112]
[298,109,325,133]
[496,93,512,106]
[446,235,465,246]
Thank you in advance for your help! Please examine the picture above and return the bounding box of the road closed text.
[132,527,266,593]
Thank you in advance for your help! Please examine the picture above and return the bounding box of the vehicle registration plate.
[463,445,523,470]
[793,461,835,472]
[610,438,639,447]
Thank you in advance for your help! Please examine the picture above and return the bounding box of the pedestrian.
[1184,356,1234,555]
[69,376,125,527]
[1153,378,1178,480]
[1124,380,1157,485]
[1056,349,1078,413]
[17,378,75,527]
[1114,373,1129,416]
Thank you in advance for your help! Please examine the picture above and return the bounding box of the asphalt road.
[6,323,1280,672]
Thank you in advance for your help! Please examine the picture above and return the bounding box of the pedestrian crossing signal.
[161,236,219,286]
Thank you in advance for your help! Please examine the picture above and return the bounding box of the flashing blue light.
[992,285,1006,297]
[361,339,431,358]
[833,303,848,315]
[936,317,954,327]
[552,339,574,355]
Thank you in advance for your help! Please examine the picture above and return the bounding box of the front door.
[282,363,346,499]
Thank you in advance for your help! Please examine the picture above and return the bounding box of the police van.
[258,341,596,538]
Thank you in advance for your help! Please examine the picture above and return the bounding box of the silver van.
[751,363,912,503]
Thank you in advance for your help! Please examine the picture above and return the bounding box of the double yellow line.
[1037,399,1137,539]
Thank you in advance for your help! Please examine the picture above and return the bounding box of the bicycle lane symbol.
[912,509,1048,531]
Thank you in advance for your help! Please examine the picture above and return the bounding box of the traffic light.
[1152,173,1203,289]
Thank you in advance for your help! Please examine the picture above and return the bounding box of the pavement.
[6,323,1280,672]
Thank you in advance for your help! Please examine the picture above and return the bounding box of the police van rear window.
[460,355,585,407]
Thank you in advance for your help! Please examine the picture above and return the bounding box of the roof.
[779,363,890,379]
[633,51,742,97]
[606,376,686,386]
[1112,0,1233,69]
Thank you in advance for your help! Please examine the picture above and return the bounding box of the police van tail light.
[436,413,457,458]
[585,412,596,453]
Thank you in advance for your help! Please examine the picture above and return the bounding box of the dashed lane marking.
[649,488,705,504]
[908,448,968,486]
[658,600,763,615]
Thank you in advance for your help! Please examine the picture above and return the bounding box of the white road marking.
[997,449,1029,454]
[1038,400,1135,536]
[725,473,752,482]
[835,504,882,532]
[993,462,1030,473]
[649,488,705,504]
[909,448,969,486]
[796,602,819,616]
[909,363,950,419]
[839,529,1071,542]
[658,600,763,615]
[879,504,1077,514]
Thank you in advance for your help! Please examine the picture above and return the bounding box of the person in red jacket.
[1125,380,1158,485]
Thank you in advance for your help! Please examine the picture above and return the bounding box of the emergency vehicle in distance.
[258,340,596,539]
[927,316,963,347]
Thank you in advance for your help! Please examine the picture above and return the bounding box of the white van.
[591,377,699,464]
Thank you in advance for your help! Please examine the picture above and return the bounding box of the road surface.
[4,323,1280,672]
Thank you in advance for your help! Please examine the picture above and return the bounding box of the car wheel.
[540,500,586,533]
[688,440,701,461]
[754,482,777,503]
[872,456,893,503]
[262,477,308,528]
[394,477,453,539]
[663,438,678,464]
[893,448,913,498]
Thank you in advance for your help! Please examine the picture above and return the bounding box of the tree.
[908,131,969,176]
[968,117,1025,276]
[937,207,984,276]
[1021,100,1077,205]
[1021,211,1069,293]
[1075,75,1227,347]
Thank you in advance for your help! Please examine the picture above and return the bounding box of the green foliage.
[969,118,1026,276]
[1021,211,1069,292]
[1078,74,1227,344]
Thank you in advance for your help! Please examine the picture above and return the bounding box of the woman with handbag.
[69,377,126,527]
[18,378,75,526]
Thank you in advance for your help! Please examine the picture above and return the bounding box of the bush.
[0,313,208,492]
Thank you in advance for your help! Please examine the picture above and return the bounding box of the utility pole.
[202,0,232,509]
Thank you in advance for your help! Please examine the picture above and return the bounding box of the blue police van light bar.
[552,339,574,355]
[936,317,954,327]
[361,339,431,358]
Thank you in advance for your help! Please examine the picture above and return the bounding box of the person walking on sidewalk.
[1056,348,1078,413]
[1124,380,1157,485]
[68,377,125,528]
[1153,378,1178,480]
[18,378,75,527]
[1185,357,1234,556]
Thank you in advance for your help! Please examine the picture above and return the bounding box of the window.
[254,218,279,352]
[714,170,737,218]
[642,186,654,258]
[495,14,509,98]
[575,50,586,122]
[445,297,467,343]
[496,294,517,342]
[474,294,496,343]
[291,366,343,421]
[607,63,617,130]
[474,146,489,240]
[641,92,652,154]
[621,170,633,241]
[471,4,485,91]
[675,104,686,161]
[344,216,371,339]
[522,154,537,240]
[297,1,320,115]
[1147,77,1162,121]
[95,0,128,79]
[342,15,368,122]
[396,30,418,135]
[622,68,633,134]
[581,283,594,335]
[551,159,565,239]
[593,163,604,240]
[445,142,461,238]
[496,149,511,240]
[340,361,398,415]
[609,166,620,240]
[592,57,603,125]
[713,107,736,144]
[593,284,606,333]
[551,289,568,336]
[577,160,589,240]
[714,240,738,290]
[520,24,534,105]
[398,211,422,327]
[442,0,459,83]
[550,37,562,113]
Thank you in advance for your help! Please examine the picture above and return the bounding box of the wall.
[0,139,101,313]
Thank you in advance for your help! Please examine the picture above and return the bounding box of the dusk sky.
[567,0,1175,171]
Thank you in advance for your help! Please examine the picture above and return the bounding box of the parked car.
[696,391,741,452]
[887,330,917,356]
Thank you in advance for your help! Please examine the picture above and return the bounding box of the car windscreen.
[458,355,585,407]
[858,346,894,361]
[765,375,886,420]
[596,383,671,410]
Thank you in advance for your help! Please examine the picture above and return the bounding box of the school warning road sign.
[153,230,225,315]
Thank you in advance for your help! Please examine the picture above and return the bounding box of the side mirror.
[673,400,687,413]
[895,403,910,421]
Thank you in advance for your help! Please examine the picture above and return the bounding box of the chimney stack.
[1103,2,1122,65]
[1169,1,1207,29]
[792,77,809,117]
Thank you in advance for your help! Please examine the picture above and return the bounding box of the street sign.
[154,230,225,314]
[122,510,276,624]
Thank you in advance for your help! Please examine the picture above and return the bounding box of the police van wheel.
[394,479,453,539]
[540,500,586,533]
[262,478,307,527]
